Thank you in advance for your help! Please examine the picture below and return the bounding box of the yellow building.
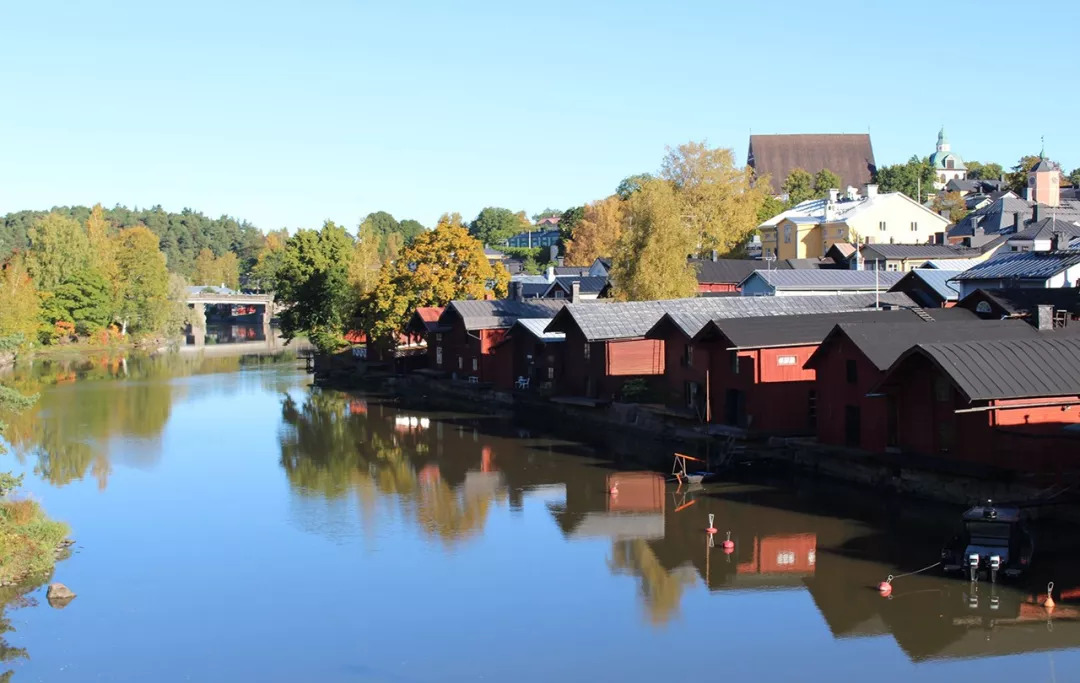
[759,186,950,260]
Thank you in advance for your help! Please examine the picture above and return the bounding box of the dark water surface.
[1,353,1079,682]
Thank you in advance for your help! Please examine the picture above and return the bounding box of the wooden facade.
[704,341,819,434]
[557,328,664,399]
[808,333,893,451]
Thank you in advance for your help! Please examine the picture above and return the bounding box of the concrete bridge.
[185,289,277,346]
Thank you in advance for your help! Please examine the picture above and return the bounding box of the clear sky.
[1,0,1076,233]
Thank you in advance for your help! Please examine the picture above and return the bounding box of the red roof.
[414,306,445,332]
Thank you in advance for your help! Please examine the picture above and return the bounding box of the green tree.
[813,169,842,197]
[273,221,355,352]
[360,215,509,349]
[782,168,815,205]
[610,179,697,301]
[1005,155,1048,194]
[469,207,523,246]
[382,232,404,261]
[659,141,769,254]
[0,257,40,345]
[757,195,788,223]
[532,208,561,221]
[40,270,113,336]
[113,226,171,336]
[86,204,121,316]
[557,205,585,241]
[875,156,936,202]
[398,219,426,242]
[249,229,289,292]
[615,173,654,200]
[348,223,382,301]
[966,161,1003,181]
[1067,168,1080,187]
[25,213,91,291]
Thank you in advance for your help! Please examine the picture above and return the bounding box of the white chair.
[516,376,529,390]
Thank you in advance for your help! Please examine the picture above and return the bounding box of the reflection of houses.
[549,471,666,541]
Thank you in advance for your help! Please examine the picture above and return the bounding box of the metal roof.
[888,336,1080,401]
[442,299,567,331]
[812,319,1039,372]
[704,309,926,349]
[689,259,763,284]
[958,287,1080,316]
[888,269,963,302]
[861,243,979,260]
[1010,217,1080,242]
[741,269,905,291]
[920,258,982,271]
[953,250,1080,281]
[544,275,609,296]
[510,318,565,343]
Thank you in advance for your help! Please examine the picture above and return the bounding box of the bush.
[0,498,70,583]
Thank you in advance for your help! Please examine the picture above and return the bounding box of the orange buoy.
[722,530,734,551]
[878,581,893,597]
[609,483,619,496]
[1045,581,1056,610]
[706,513,718,534]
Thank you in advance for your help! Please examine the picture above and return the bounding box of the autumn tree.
[875,156,936,202]
[0,257,40,344]
[348,223,382,301]
[249,229,289,291]
[610,179,697,301]
[273,221,354,352]
[563,196,626,266]
[1068,168,1080,187]
[25,213,91,292]
[359,215,509,348]
[112,226,171,336]
[382,232,404,261]
[930,190,969,224]
[86,204,121,315]
[192,248,239,289]
[659,142,769,255]
[782,168,815,205]
[813,169,842,196]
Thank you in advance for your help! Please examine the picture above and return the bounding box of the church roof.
[1030,158,1056,173]
[747,134,876,195]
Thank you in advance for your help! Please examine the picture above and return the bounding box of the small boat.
[941,502,1034,581]
[671,453,713,486]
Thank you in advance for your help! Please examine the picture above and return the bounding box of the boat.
[941,502,1034,581]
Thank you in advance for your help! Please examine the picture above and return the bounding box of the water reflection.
[0,350,300,490]
[280,389,1080,663]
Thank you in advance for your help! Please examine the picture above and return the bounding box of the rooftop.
[700,309,930,349]
[747,134,876,195]
[953,250,1080,281]
[545,275,609,296]
[958,287,1080,316]
[861,243,979,260]
[442,298,567,331]
[1010,217,1080,242]
[509,318,565,343]
[888,269,963,302]
[690,258,764,284]
[741,269,905,291]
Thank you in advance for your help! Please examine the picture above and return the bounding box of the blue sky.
[1,0,1076,233]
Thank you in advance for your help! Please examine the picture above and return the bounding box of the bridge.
[185,289,277,346]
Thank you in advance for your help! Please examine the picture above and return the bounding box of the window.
[436,346,443,366]
[435,333,442,342]
[845,359,858,384]
[457,356,463,370]
[553,290,564,299]
[683,343,694,367]
[472,358,478,372]
[910,221,918,232]
[547,366,555,380]
[887,263,898,271]
[878,221,887,231]
[583,343,591,361]
[777,355,797,366]
[783,224,792,244]
[730,350,740,374]
[946,159,954,170]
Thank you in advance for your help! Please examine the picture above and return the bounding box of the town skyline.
[2,0,1077,232]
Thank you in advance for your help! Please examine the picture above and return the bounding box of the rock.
[47,583,75,601]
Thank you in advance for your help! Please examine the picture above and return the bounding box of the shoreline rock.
[46,582,76,608]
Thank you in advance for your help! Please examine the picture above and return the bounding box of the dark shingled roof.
[884,336,1080,401]
[700,309,925,349]
[809,319,1040,372]
[861,243,980,260]
[741,269,905,291]
[544,275,609,296]
[690,259,764,284]
[748,134,876,195]
[958,287,1080,317]
[441,299,567,331]
[953,251,1080,281]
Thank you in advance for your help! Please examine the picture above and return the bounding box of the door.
[886,396,898,447]
[844,405,861,448]
[725,389,745,427]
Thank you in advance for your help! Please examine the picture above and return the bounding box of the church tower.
[930,127,966,189]
[1027,147,1060,207]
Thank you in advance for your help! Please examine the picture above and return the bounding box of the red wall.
[660,331,711,416]
[606,339,664,376]
[706,341,818,435]
[813,335,891,451]
[698,283,739,293]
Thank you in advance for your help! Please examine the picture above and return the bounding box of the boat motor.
[969,553,980,582]
[989,555,1001,583]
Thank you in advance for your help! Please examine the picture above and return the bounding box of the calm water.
[1,352,1079,682]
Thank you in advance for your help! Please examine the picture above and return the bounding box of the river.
[0,351,1078,682]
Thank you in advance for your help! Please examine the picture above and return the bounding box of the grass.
[0,498,69,584]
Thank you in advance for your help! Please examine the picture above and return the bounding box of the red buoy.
[609,484,618,496]
[706,513,718,534]
[721,530,734,550]
[878,581,893,597]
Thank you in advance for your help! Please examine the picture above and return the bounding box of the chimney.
[545,265,555,283]
[1033,204,1041,223]
[971,215,982,235]
[1013,212,1021,229]
[828,188,839,203]
[1037,304,1054,330]
[711,249,718,262]
[845,186,859,201]
[570,281,581,303]
[864,183,879,198]
[1052,231,1067,251]
[510,280,523,301]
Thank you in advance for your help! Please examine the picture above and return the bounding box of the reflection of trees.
[0,350,299,489]
[278,391,494,544]
[610,540,698,625]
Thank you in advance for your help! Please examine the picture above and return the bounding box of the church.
[930,127,966,189]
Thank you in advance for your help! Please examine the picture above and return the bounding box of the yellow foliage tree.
[660,141,769,255]
[192,248,239,289]
[0,256,41,344]
[86,204,121,314]
[610,179,697,301]
[564,195,626,266]
[348,223,382,300]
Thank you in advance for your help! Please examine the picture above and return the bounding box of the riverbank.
[0,497,70,587]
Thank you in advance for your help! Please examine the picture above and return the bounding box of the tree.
[382,232,404,261]
[348,223,382,301]
[532,208,561,221]
[113,226,171,336]
[757,195,788,223]
[1005,155,1049,193]
[610,179,697,301]
[398,219,426,242]
[813,169,842,197]
[1068,168,1080,187]
[40,270,113,336]
[616,173,654,200]
[564,196,626,266]
[25,213,91,292]
[273,221,354,352]
[192,248,239,289]
[360,215,509,349]
[966,161,1004,181]
[468,207,524,246]
[875,156,936,202]
[192,248,218,285]
[930,191,969,224]
[248,229,289,292]
[557,205,585,241]
[0,257,40,344]
[86,204,121,316]
[659,142,769,254]
[782,168,815,205]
